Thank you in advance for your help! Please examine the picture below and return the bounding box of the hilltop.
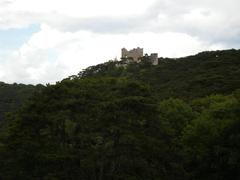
[1,49,240,121]
[71,49,240,99]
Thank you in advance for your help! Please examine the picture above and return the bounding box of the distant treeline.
[0,82,44,121]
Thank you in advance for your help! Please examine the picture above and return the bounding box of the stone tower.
[150,53,158,65]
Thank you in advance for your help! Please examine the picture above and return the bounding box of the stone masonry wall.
[121,47,143,61]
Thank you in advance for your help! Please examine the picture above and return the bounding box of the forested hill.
[76,49,240,100]
[1,48,239,119]
[0,49,240,179]
[0,82,44,121]
[0,49,240,121]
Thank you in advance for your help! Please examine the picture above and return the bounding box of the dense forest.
[0,49,240,179]
[0,82,44,122]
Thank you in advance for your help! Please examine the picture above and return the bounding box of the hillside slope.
[0,49,239,120]
[76,49,240,99]
[0,82,44,121]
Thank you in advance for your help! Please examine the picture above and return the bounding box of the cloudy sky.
[0,0,239,84]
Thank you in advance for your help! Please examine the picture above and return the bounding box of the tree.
[182,94,240,180]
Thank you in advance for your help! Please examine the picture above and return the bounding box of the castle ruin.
[121,47,158,65]
[121,47,143,62]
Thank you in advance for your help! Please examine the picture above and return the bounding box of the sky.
[0,0,239,84]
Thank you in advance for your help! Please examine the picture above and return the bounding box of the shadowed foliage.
[0,49,240,179]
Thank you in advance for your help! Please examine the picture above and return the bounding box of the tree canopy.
[0,49,240,179]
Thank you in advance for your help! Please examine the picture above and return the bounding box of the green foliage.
[0,49,240,179]
[0,78,171,179]
[182,94,240,180]
[0,82,44,122]
[159,98,194,138]
[77,49,240,100]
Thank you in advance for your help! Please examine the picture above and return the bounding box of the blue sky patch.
[0,24,40,50]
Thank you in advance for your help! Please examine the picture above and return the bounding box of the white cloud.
[8,0,155,17]
[0,0,239,84]
[0,24,225,84]
[1,0,240,41]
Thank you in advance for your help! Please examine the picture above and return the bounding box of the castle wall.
[121,47,143,61]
